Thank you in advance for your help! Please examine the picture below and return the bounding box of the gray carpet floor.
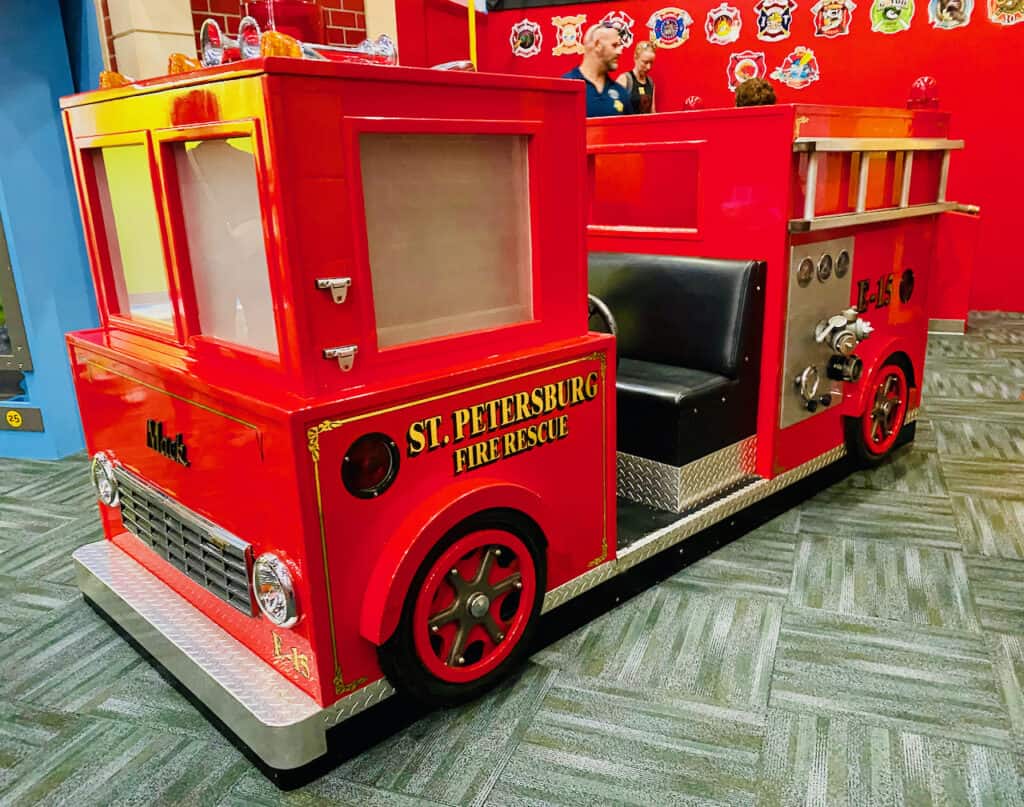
[0,311,1021,805]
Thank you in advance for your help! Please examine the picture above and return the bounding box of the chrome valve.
[815,307,873,356]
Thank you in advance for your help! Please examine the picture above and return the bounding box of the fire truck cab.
[62,57,963,772]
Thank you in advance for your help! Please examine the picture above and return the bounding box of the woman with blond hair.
[617,39,657,114]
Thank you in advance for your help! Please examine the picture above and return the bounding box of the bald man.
[562,24,632,117]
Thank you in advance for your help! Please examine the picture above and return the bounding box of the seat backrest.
[588,252,764,378]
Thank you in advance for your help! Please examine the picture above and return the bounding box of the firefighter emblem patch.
[754,0,798,40]
[551,14,587,55]
[705,3,743,44]
[600,10,636,46]
[928,0,973,26]
[812,0,857,35]
[989,0,1024,24]
[510,19,543,57]
[771,46,821,88]
[871,0,915,32]
[647,7,695,47]
[727,50,768,90]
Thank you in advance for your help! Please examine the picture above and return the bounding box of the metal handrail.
[793,137,964,153]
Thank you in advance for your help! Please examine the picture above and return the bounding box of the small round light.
[91,452,119,507]
[342,433,399,498]
[252,554,298,628]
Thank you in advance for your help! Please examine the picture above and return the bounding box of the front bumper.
[73,540,394,770]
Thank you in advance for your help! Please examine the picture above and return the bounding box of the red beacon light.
[907,76,940,109]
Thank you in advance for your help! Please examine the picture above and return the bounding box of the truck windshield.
[93,145,173,328]
[173,136,278,356]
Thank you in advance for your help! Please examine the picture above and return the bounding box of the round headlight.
[252,554,298,628]
[91,452,119,507]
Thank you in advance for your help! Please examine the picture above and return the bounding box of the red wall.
[401,1,1023,312]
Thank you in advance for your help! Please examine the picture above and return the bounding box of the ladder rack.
[789,136,965,233]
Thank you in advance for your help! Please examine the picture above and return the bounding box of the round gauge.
[797,257,814,287]
[817,254,833,282]
[835,250,851,278]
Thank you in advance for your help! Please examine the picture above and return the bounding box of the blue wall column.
[0,0,100,460]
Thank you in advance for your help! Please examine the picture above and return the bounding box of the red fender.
[843,335,920,418]
[359,479,550,646]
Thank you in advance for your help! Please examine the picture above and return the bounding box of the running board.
[542,444,847,613]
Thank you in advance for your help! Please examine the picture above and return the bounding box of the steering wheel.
[587,293,619,368]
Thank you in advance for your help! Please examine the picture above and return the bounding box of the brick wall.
[99,0,117,71]
[189,1,366,49]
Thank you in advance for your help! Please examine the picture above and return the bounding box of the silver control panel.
[779,236,855,429]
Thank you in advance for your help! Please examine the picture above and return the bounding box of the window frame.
[153,119,287,368]
[587,139,706,241]
[74,131,185,344]
[343,116,546,370]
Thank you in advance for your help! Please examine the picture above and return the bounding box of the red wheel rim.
[861,365,908,455]
[412,530,537,685]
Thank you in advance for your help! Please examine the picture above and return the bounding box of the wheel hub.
[467,592,490,619]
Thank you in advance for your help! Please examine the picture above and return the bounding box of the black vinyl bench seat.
[588,252,766,467]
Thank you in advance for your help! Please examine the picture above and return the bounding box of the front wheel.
[378,512,545,707]
[845,362,910,466]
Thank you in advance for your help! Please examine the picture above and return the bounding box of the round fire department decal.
[727,50,768,90]
[600,10,636,46]
[705,3,743,44]
[989,0,1024,24]
[551,14,587,55]
[647,7,695,47]
[771,46,821,88]
[812,0,857,35]
[928,0,973,26]
[755,0,798,39]
[510,19,543,57]
[871,0,915,32]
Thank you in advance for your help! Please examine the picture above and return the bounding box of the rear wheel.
[378,512,545,707]
[845,362,910,465]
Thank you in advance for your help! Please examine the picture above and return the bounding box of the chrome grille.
[115,469,255,615]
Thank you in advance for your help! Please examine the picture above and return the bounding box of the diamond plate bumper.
[73,540,392,770]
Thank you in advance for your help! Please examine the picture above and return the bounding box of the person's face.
[593,28,624,73]
[636,50,655,76]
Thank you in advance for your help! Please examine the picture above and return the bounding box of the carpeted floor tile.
[931,419,1024,460]
[941,458,1024,499]
[759,709,1024,807]
[483,676,764,807]
[789,535,980,631]
[798,487,961,548]
[952,495,1024,560]
[770,607,1012,748]
[965,557,1024,634]
[670,529,798,598]
[838,447,949,498]
[535,584,782,712]
[328,663,557,807]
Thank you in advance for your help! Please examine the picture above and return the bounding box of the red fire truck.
[62,54,964,772]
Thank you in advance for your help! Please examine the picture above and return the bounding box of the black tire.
[377,509,546,708]
[844,360,914,467]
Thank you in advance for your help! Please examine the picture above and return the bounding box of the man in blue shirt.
[563,24,632,117]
